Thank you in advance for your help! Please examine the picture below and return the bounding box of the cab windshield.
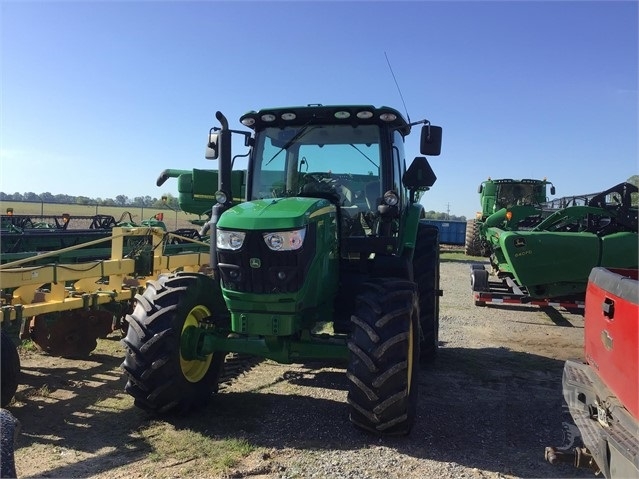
[496,183,540,208]
[250,124,382,208]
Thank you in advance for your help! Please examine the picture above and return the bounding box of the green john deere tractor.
[465,178,555,256]
[121,104,443,435]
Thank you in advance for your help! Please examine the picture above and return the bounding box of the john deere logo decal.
[249,258,261,268]
[514,237,526,248]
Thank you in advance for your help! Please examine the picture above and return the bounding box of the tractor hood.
[217,197,335,230]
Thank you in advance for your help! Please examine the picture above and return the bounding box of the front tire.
[121,273,228,414]
[1,330,20,407]
[347,278,420,435]
[470,267,489,292]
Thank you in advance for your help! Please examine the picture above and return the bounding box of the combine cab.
[120,104,443,435]
[470,182,638,307]
[465,177,555,256]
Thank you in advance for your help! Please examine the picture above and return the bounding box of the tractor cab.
[208,105,440,258]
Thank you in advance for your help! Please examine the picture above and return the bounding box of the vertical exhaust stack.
[215,111,233,206]
[209,110,233,282]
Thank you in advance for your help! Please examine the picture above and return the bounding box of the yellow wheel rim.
[407,319,414,395]
[180,305,213,383]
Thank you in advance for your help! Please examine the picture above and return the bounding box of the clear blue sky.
[1,0,637,220]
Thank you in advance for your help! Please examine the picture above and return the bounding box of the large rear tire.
[347,278,420,435]
[1,330,20,407]
[465,219,481,256]
[121,273,228,414]
[465,219,492,257]
[413,222,440,362]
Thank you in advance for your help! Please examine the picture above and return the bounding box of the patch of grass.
[440,249,487,263]
[38,384,52,397]
[92,394,133,412]
[22,384,53,399]
[18,339,39,352]
[94,336,126,355]
[137,421,255,473]
[311,321,334,334]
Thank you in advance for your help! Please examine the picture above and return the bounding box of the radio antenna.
[384,51,410,123]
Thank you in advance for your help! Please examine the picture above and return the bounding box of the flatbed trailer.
[470,264,586,310]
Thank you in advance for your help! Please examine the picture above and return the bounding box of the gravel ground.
[9,258,594,479]
[215,259,592,479]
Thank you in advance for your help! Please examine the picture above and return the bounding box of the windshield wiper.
[265,123,316,166]
[349,144,379,169]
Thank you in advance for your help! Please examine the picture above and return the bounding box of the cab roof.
[239,104,411,135]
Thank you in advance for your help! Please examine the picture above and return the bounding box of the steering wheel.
[303,172,331,183]
[300,172,334,192]
[301,172,355,207]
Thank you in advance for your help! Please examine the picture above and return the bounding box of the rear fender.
[398,203,424,260]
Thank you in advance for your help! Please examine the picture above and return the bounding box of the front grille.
[217,224,316,294]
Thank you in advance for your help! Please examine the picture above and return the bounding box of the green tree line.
[4,175,636,219]
[0,192,180,210]
[423,211,467,221]
[0,191,467,221]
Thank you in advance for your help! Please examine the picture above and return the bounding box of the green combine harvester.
[465,177,555,256]
[121,104,443,435]
[470,181,638,308]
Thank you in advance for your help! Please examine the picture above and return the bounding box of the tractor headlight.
[217,230,246,250]
[215,190,228,205]
[262,228,306,251]
[383,191,399,206]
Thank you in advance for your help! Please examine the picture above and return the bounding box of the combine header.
[470,182,638,309]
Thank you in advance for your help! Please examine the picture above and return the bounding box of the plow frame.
[1,227,211,330]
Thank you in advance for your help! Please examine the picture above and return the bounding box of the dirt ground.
[6,259,593,479]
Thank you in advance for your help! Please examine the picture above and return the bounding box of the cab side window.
[392,130,406,205]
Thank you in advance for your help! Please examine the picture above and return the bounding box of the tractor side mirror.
[420,125,442,156]
[550,185,556,196]
[205,129,219,160]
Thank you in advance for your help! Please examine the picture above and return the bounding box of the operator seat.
[364,181,380,212]
[358,180,381,236]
